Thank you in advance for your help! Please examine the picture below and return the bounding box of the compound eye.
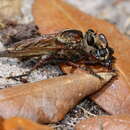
[85,29,97,47]
[87,34,94,46]
[87,29,94,33]
[98,34,108,47]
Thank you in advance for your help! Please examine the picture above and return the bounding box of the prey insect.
[0,29,115,81]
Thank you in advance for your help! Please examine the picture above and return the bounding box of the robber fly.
[0,29,115,80]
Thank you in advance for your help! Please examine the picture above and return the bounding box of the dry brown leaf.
[0,0,22,21]
[0,72,114,123]
[75,115,130,130]
[0,117,53,130]
[33,0,130,115]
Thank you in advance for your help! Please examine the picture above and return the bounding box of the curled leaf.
[75,115,130,130]
[0,72,114,123]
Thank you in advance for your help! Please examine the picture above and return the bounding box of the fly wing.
[11,34,57,51]
[0,34,63,58]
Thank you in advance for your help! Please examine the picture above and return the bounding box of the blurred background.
[0,0,130,37]
[66,0,130,37]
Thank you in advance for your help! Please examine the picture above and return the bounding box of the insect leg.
[67,61,103,80]
[29,56,54,73]
[85,60,99,66]
[7,56,53,82]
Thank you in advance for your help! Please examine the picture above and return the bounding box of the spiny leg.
[28,56,53,73]
[7,56,53,82]
[67,61,103,80]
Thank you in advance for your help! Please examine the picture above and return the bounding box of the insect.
[0,29,115,80]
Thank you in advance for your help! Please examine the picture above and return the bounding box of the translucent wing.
[0,34,61,57]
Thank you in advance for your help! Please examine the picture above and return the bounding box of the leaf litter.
[0,0,126,130]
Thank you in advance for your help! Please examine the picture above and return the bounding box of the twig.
[77,105,96,118]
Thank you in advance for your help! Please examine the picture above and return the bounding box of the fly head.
[84,29,115,67]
